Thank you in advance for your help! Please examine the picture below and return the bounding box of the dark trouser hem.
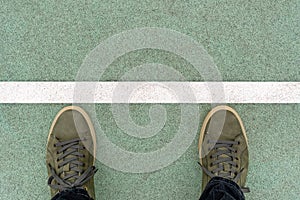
[51,188,93,200]
[199,177,245,200]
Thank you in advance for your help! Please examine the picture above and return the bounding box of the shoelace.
[48,138,98,191]
[199,140,250,193]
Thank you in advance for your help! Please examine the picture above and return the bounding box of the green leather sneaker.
[46,106,97,199]
[198,105,250,193]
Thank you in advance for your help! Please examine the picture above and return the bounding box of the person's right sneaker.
[46,106,97,199]
[198,105,250,193]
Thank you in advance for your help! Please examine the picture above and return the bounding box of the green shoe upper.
[46,106,97,199]
[199,106,250,193]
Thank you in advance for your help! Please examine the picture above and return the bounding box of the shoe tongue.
[223,161,231,172]
[61,159,79,184]
[60,146,83,184]
[62,163,70,172]
[215,154,235,179]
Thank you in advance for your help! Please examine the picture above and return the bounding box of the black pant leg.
[199,177,245,200]
[51,188,93,200]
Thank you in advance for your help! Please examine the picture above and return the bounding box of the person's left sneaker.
[46,106,97,199]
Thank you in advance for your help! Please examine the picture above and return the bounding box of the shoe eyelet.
[236,164,239,168]
[210,163,213,167]
[237,141,241,145]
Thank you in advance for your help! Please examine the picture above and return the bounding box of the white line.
[0,82,299,103]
